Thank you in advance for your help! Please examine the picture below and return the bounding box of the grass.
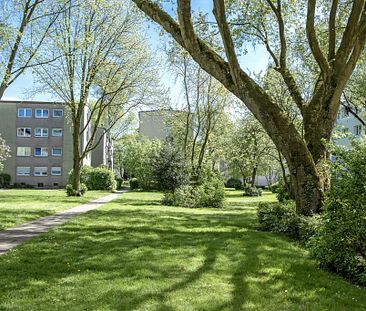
[0,190,365,310]
[0,189,110,230]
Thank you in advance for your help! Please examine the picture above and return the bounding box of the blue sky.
[3,1,269,103]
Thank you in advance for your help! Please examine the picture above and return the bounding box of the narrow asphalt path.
[0,190,127,256]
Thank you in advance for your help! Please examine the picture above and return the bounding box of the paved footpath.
[0,190,126,256]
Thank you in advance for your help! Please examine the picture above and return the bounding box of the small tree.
[151,142,188,192]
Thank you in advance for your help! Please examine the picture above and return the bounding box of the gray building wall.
[139,110,174,141]
[0,100,108,188]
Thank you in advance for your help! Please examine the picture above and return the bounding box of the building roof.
[0,100,66,105]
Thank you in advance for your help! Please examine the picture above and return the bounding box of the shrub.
[244,186,262,196]
[225,177,242,190]
[308,140,366,285]
[87,167,116,190]
[129,178,139,190]
[13,182,34,189]
[69,166,116,191]
[0,173,11,188]
[172,184,198,208]
[258,202,321,242]
[65,183,87,196]
[151,142,188,192]
[196,178,226,208]
[165,173,226,208]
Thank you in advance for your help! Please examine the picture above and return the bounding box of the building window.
[34,147,48,157]
[34,128,49,137]
[34,167,48,176]
[52,147,62,156]
[17,127,32,137]
[53,109,64,118]
[354,125,362,136]
[16,167,31,176]
[52,128,63,137]
[35,108,49,118]
[18,108,32,118]
[17,147,31,156]
[342,128,349,134]
[51,167,62,176]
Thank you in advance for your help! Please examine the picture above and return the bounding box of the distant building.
[334,105,365,146]
[138,109,188,141]
[0,100,109,188]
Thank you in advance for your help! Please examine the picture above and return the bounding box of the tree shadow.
[0,193,365,310]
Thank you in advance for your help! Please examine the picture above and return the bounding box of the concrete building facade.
[0,100,108,188]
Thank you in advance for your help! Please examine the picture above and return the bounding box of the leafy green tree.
[34,0,157,195]
[151,142,188,192]
[122,136,161,190]
[133,0,366,215]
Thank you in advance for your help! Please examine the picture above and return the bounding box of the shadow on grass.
[0,193,364,310]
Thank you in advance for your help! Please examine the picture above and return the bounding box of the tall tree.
[35,0,158,194]
[132,0,366,215]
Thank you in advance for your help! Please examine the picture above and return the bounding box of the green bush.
[225,178,242,190]
[196,178,226,208]
[129,178,139,190]
[244,186,262,196]
[171,184,198,208]
[151,142,188,192]
[258,202,321,242]
[164,174,226,208]
[69,166,116,191]
[87,167,116,191]
[0,173,11,188]
[65,183,87,196]
[308,140,366,285]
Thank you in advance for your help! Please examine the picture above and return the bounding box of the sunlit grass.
[0,190,364,310]
[0,189,110,230]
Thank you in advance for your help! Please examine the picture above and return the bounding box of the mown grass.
[0,190,365,310]
[0,189,110,230]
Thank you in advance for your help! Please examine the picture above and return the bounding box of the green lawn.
[0,189,110,230]
[0,190,365,310]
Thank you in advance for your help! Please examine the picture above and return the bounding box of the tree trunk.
[286,154,324,215]
[251,166,257,187]
[71,118,82,196]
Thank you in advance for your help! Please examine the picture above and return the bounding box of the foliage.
[66,183,87,197]
[0,173,11,188]
[151,142,189,192]
[69,166,116,191]
[258,202,321,243]
[244,187,262,197]
[122,136,161,190]
[271,176,291,202]
[163,172,225,208]
[129,178,139,190]
[224,115,279,186]
[225,177,242,190]
[86,167,116,191]
[0,134,10,173]
[308,140,366,285]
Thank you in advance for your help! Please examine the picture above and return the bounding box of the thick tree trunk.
[286,152,324,215]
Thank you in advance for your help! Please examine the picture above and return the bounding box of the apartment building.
[0,100,108,188]
[335,105,365,146]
